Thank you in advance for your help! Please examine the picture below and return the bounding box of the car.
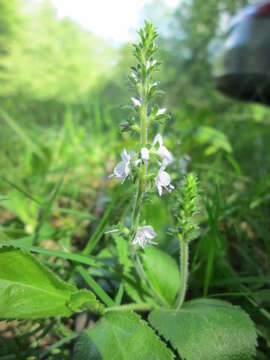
[214,1,270,105]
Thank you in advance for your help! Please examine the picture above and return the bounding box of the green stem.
[131,73,147,243]
[132,87,147,227]
[104,302,153,313]
[176,235,189,309]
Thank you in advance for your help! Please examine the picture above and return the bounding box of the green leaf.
[30,145,52,176]
[143,247,180,306]
[75,311,174,360]
[113,234,133,275]
[149,298,257,360]
[0,247,103,319]
[0,239,97,267]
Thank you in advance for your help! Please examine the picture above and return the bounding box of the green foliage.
[0,247,104,319]
[0,0,18,54]
[194,126,233,155]
[143,247,180,306]
[149,298,257,360]
[2,189,39,234]
[75,311,174,360]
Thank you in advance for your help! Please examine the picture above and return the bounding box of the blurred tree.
[159,0,250,109]
[0,0,114,103]
[0,0,116,123]
[0,0,19,56]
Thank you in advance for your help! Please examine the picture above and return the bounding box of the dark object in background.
[214,2,270,105]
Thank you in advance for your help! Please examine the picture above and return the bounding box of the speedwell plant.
[0,22,257,359]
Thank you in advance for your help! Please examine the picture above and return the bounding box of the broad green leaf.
[149,298,257,360]
[143,247,180,306]
[0,247,104,319]
[75,311,174,360]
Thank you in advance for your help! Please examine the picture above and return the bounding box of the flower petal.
[141,226,156,239]
[121,149,129,162]
[153,133,163,147]
[114,161,126,178]
[141,147,149,162]
[156,145,173,165]
[158,170,171,186]
[157,108,166,116]
[131,97,141,107]
[134,159,142,167]
[132,226,157,249]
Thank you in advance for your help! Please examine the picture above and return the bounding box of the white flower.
[131,97,141,107]
[132,226,157,248]
[157,108,166,116]
[141,147,149,162]
[153,133,173,166]
[109,149,134,183]
[155,165,174,196]
[130,72,137,80]
[134,159,142,167]
[146,59,157,70]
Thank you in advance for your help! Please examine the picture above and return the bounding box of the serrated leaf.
[143,247,180,306]
[75,311,174,360]
[0,247,103,319]
[149,298,257,360]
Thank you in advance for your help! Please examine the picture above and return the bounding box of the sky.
[51,0,179,43]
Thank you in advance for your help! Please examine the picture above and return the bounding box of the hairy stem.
[176,235,189,309]
[132,79,147,227]
[104,302,154,313]
[129,56,164,305]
